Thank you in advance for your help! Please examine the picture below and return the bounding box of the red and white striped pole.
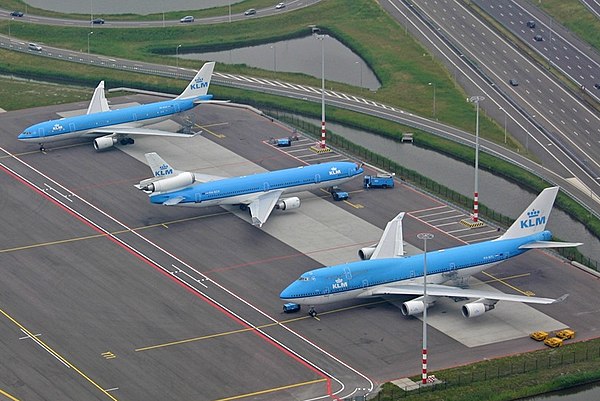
[468,96,484,222]
[320,120,326,148]
[473,191,479,222]
[318,33,327,149]
[422,348,428,384]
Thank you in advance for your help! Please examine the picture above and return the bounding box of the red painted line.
[0,163,332,398]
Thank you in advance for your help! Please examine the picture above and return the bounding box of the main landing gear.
[39,143,46,152]
[308,307,318,318]
[120,138,135,145]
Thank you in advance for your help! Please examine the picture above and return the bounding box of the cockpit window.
[298,276,314,281]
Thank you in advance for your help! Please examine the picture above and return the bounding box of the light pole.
[428,82,436,119]
[468,95,485,222]
[87,31,93,54]
[417,232,434,385]
[315,33,328,149]
[270,45,276,73]
[355,61,363,89]
[176,44,182,68]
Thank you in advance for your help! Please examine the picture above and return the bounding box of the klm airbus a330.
[135,152,364,227]
[281,186,581,317]
[18,62,218,151]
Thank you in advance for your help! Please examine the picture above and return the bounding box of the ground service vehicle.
[332,190,349,201]
[555,329,575,340]
[363,174,394,189]
[283,303,300,313]
[544,337,563,348]
[530,331,549,341]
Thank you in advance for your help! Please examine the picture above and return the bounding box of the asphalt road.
[1,98,600,400]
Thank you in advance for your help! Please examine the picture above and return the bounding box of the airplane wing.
[364,283,568,305]
[247,190,284,227]
[370,212,405,259]
[88,127,200,138]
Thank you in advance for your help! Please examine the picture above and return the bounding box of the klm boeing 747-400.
[135,152,364,227]
[281,187,581,318]
[18,62,219,151]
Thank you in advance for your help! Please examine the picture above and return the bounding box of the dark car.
[509,79,519,86]
[91,18,105,24]
[594,83,600,90]
[526,20,536,29]
[534,34,543,42]
[10,11,24,17]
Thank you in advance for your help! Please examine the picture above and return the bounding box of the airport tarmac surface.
[1,97,599,400]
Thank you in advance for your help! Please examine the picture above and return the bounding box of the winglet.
[553,294,569,304]
[496,187,559,240]
[176,62,215,100]
[86,81,110,114]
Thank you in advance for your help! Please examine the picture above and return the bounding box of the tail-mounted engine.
[139,172,195,193]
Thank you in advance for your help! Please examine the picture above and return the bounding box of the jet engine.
[275,197,300,210]
[93,135,118,151]
[358,246,376,260]
[401,296,436,316]
[140,172,195,193]
[461,302,495,318]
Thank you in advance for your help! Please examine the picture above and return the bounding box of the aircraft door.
[263,182,270,192]
[38,128,45,138]
[69,123,76,133]
[314,174,321,183]
[195,193,202,203]
[362,279,369,288]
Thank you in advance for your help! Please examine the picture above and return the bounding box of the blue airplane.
[18,62,218,151]
[281,186,581,317]
[135,152,365,227]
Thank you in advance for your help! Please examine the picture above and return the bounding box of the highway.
[1,98,600,400]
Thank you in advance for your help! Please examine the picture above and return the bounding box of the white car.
[180,15,194,23]
[28,43,42,51]
[275,2,286,9]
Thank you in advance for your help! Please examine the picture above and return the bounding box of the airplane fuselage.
[18,95,212,143]
[149,161,364,207]
[280,231,552,305]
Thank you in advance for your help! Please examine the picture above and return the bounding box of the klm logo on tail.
[520,209,546,229]
[154,163,174,177]
[190,77,209,91]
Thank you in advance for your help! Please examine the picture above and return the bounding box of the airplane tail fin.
[144,152,181,178]
[176,62,216,100]
[86,81,110,114]
[496,186,559,241]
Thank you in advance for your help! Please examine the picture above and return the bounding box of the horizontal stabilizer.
[193,99,231,105]
[163,196,185,206]
[519,241,583,249]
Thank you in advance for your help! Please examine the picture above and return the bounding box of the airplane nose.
[279,285,294,300]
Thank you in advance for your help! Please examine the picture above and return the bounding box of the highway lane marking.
[0,306,119,401]
[135,300,387,352]
[213,378,328,401]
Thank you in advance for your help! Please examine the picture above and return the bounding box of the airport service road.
[1,99,599,401]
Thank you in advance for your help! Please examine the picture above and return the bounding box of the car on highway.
[244,8,256,16]
[534,34,543,42]
[28,43,42,51]
[10,11,24,17]
[275,2,286,9]
[526,20,536,28]
[180,15,194,23]
[91,18,105,24]
[509,79,519,86]
[594,83,600,90]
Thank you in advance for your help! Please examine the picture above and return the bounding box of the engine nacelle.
[140,172,195,193]
[275,197,300,211]
[93,135,118,151]
[461,302,495,318]
[358,246,376,260]
[401,300,426,316]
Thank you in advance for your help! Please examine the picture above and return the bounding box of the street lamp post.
[355,61,363,89]
[87,31,94,54]
[176,44,182,68]
[428,82,436,119]
[417,233,434,385]
[500,107,507,144]
[468,95,485,222]
[270,45,276,73]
